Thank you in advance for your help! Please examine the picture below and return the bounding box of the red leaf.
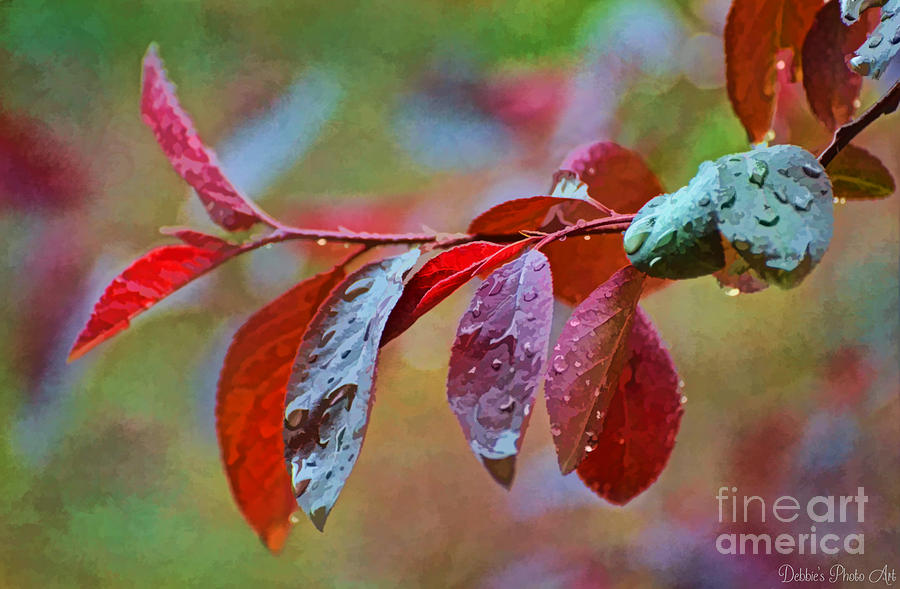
[555,141,664,206]
[382,241,504,344]
[802,0,875,130]
[467,196,586,235]
[725,0,822,142]
[141,44,268,231]
[446,249,554,488]
[576,308,683,505]
[545,265,646,474]
[216,267,345,552]
[160,226,236,250]
[68,243,239,361]
[547,142,666,305]
[284,250,420,530]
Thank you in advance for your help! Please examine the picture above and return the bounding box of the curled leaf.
[69,242,240,361]
[283,249,420,530]
[446,249,554,488]
[545,265,645,475]
[217,267,345,552]
[825,144,896,199]
[141,44,267,231]
[848,0,900,79]
[576,308,683,505]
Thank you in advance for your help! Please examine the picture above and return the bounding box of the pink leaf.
[141,44,269,231]
[446,249,554,488]
[576,308,683,505]
[544,265,646,474]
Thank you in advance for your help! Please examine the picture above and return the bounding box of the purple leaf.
[283,249,420,531]
[446,249,554,488]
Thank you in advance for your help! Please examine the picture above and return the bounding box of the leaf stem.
[818,79,900,167]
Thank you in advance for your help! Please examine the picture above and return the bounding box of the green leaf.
[826,144,896,200]
[623,161,725,279]
[714,145,833,289]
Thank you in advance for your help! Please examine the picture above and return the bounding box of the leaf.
[713,145,833,288]
[160,226,236,250]
[848,0,900,79]
[546,142,666,305]
[554,141,664,205]
[840,0,888,24]
[575,307,683,505]
[624,161,726,280]
[712,240,770,295]
[467,196,595,235]
[382,241,511,344]
[626,144,834,289]
[216,267,345,552]
[141,44,267,231]
[825,144,896,199]
[802,0,874,130]
[725,0,822,142]
[68,243,240,361]
[446,249,554,488]
[283,249,420,530]
[544,265,645,475]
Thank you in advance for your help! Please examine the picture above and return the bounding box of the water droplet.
[749,160,769,186]
[531,260,546,272]
[568,317,580,328]
[488,280,504,296]
[289,513,301,524]
[583,235,591,241]
[764,129,776,142]
[775,59,786,71]
[523,341,535,357]
[552,355,568,373]
[523,290,538,302]
[550,425,562,436]
[756,213,780,227]
[320,330,336,347]
[698,195,711,206]
[801,164,822,178]
[285,408,309,429]
[340,349,352,359]
[773,190,787,204]
[724,287,740,297]
[316,238,327,246]
[491,358,503,370]
[342,278,374,301]
[307,352,319,363]
[868,32,884,47]
[680,395,688,404]
[617,436,625,445]
[654,228,677,248]
[678,379,685,389]
[499,396,515,412]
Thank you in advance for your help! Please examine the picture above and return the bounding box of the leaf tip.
[308,506,331,532]
[261,519,293,553]
[481,455,516,490]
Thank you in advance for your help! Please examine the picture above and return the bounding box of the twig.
[818,79,900,167]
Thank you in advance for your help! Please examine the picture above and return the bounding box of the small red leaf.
[446,249,554,488]
[725,0,822,142]
[284,250,420,531]
[216,267,345,552]
[68,243,239,361]
[576,307,683,505]
[382,241,504,344]
[141,44,268,231]
[467,196,589,235]
[545,265,645,474]
[160,226,236,250]
[555,141,664,205]
[802,0,875,130]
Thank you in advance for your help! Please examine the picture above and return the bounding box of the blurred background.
[1,0,898,586]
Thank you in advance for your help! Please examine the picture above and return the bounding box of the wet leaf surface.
[216,266,346,552]
[725,0,822,142]
[283,249,420,530]
[467,196,595,235]
[802,0,874,130]
[714,145,833,288]
[69,242,240,361]
[141,44,265,231]
[555,141,664,205]
[576,307,683,505]
[825,144,896,199]
[382,241,525,344]
[545,265,645,475]
[849,0,900,78]
[446,249,554,488]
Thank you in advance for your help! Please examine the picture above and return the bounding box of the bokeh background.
[1,0,898,587]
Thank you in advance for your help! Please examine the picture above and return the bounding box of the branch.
[818,79,900,167]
